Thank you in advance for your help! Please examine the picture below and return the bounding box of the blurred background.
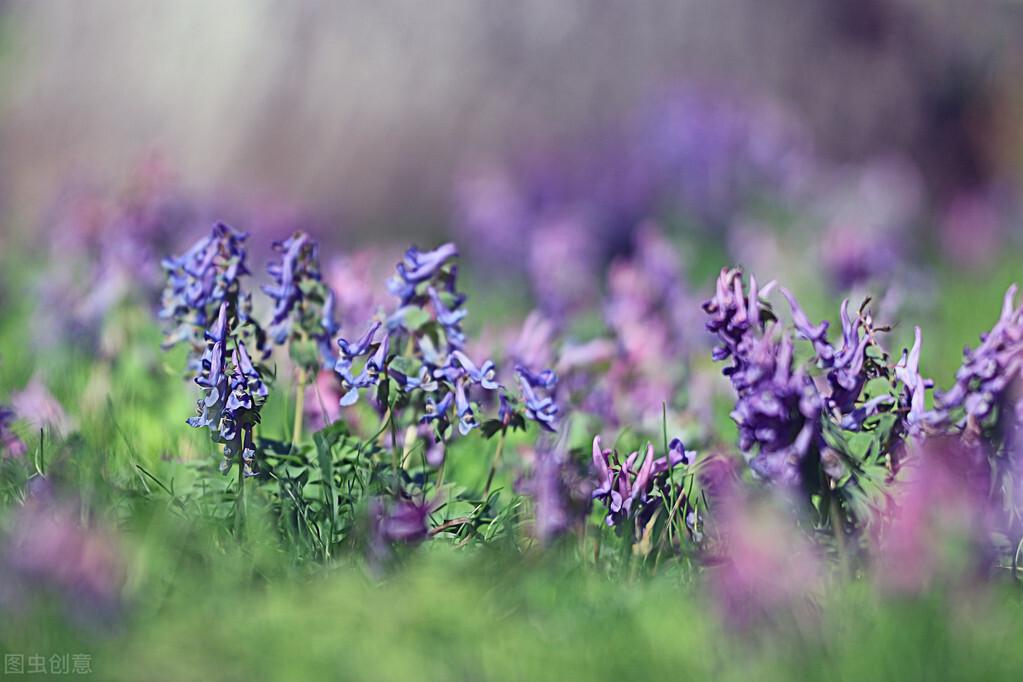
[2,1,1021,224]
[1,0,1023,369]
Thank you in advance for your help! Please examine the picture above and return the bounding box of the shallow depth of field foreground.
[3,3,1023,680]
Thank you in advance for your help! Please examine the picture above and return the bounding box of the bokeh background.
[2,0,1022,232]
[3,0,1023,381]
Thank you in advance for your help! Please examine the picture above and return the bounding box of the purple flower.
[388,243,459,305]
[590,435,690,528]
[935,284,1023,441]
[334,322,387,407]
[160,222,267,374]
[515,365,559,432]
[453,380,478,436]
[0,407,26,459]
[367,496,439,561]
[263,231,337,347]
[894,326,936,439]
[451,351,500,391]
[782,291,872,414]
[428,286,468,350]
[420,392,454,428]
[516,445,593,544]
[164,225,271,477]
[11,376,74,439]
[186,301,267,475]
[702,268,775,364]
[705,270,823,485]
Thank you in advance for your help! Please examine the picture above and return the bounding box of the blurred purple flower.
[875,437,993,593]
[1,483,125,626]
[516,444,593,544]
[11,376,74,439]
[263,230,337,346]
[388,243,459,306]
[515,365,559,432]
[707,493,823,631]
[0,406,26,458]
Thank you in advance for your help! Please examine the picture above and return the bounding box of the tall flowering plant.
[160,222,269,478]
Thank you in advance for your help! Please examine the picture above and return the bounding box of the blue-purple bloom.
[160,222,266,371]
[162,223,270,474]
[263,231,338,347]
[515,365,559,432]
[186,302,268,475]
[334,322,387,406]
[704,269,823,485]
[934,285,1023,441]
[388,243,459,306]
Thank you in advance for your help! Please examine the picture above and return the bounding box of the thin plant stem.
[234,456,245,538]
[291,367,308,451]
[482,427,507,500]
[388,405,401,496]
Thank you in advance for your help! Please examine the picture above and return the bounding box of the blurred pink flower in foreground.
[706,489,824,631]
[1,482,125,627]
[11,376,74,438]
[874,437,993,594]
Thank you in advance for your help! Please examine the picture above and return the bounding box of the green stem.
[482,428,507,500]
[234,455,246,538]
[387,406,401,496]
[830,492,849,579]
[291,367,308,451]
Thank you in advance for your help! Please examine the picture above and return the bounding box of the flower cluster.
[934,284,1023,444]
[703,268,823,485]
[591,436,690,528]
[162,223,269,474]
[704,267,901,488]
[599,226,698,425]
[160,222,266,370]
[367,496,438,563]
[263,231,338,351]
[334,243,559,439]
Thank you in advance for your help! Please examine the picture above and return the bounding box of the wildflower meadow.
[3,4,1023,681]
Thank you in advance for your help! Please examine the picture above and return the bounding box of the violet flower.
[516,444,593,544]
[0,407,26,458]
[160,222,267,372]
[934,284,1023,440]
[11,376,74,439]
[163,224,270,475]
[704,270,822,485]
[515,365,559,432]
[590,435,690,528]
[388,243,459,306]
[263,231,338,348]
[334,322,387,407]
